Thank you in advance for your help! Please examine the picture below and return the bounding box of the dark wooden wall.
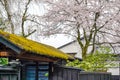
[79,72,111,80]
[50,65,83,80]
[112,75,120,80]
[50,65,112,80]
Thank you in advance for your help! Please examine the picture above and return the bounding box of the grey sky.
[40,35,72,48]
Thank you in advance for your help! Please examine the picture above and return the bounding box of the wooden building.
[0,30,73,80]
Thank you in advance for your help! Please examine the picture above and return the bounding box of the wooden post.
[49,62,53,80]
[119,58,120,80]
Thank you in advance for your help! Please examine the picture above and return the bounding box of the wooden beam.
[0,51,59,62]
[0,51,15,57]
[0,36,22,54]
[14,53,58,62]
[0,51,9,57]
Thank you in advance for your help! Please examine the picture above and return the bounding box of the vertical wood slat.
[58,68,63,80]
[67,69,71,80]
[52,66,58,80]
[63,69,67,80]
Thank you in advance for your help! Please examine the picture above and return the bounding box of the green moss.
[0,30,73,59]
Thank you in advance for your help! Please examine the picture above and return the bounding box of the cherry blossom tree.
[40,0,120,59]
[0,0,43,37]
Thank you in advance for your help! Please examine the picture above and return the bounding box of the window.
[26,66,36,80]
[38,65,49,80]
[26,64,49,80]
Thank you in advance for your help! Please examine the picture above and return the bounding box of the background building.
[58,40,119,75]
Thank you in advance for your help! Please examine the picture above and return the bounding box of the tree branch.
[83,28,88,43]
[91,42,120,45]
[26,19,46,27]
[24,29,36,38]
[0,0,4,6]
[90,12,100,54]
[3,0,14,33]
[75,0,80,5]
[21,0,31,37]
[98,31,120,38]
[77,26,83,48]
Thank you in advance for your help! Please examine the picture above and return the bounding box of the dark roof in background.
[58,37,85,49]
[58,40,76,49]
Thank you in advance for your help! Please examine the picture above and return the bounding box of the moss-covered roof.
[0,30,73,60]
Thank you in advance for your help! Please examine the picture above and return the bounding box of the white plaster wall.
[107,61,120,75]
[59,41,82,58]
[107,67,119,75]
[59,41,79,53]
[59,41,93,58]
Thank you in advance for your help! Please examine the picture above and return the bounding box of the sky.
[28,34,73,48]
[40,35,72,48]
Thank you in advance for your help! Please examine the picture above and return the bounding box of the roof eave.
[0,35,22,54]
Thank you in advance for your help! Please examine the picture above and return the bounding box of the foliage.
[0,58,8,65]
[45,72,49,77]
[66,46,117,72]
[41,0,120,59]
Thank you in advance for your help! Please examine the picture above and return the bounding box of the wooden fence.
[50,65,83,80]
[112,75,120,80]
[50,65,113,80]
[0,66,18,80]
[79,72,111,80]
